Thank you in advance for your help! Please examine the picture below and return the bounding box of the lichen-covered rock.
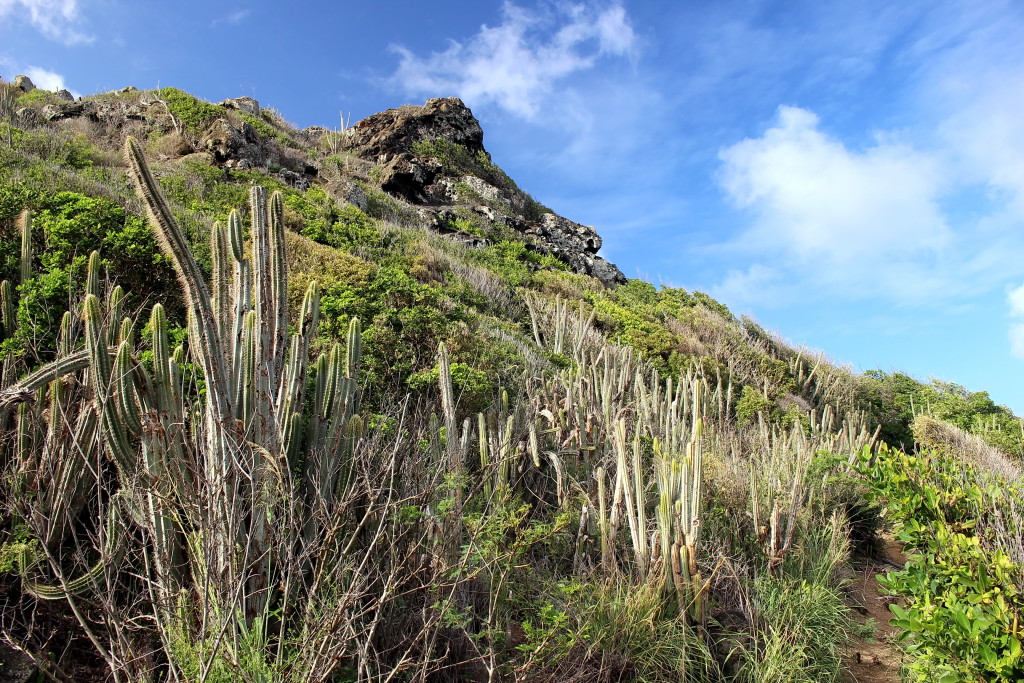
[202,118,264,166]
[342,181,368,212]
[218,96,260,117]
[41,101,92,121]
[14,107,38,125]
[526,214,625,285]
[13,75,34,92]
[274,168,310,190]
[348,97,485,160]
[376,153,444,203]
[55,89,75,102]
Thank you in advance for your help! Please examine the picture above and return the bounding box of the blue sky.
[3,0,1024,412]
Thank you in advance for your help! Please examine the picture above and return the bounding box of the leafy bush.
[865,371,1024,456]
[735,385,775,425]
[15,88,62,108]
[1,191,176,360]
[159,157,288,219]
[240,112,278,140]
[855,445,1024,681]
[159,87,224,135]
[408,360,495,415]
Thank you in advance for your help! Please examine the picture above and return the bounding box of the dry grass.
[913,415,1021,481]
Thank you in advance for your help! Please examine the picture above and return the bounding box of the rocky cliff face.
[342,97,625,286]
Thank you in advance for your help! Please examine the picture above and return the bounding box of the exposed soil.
[843,538,906,683]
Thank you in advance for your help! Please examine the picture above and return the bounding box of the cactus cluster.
[523,294,711,620]
[3,138,363,635]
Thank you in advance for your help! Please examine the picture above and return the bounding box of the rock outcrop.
[217,96,260,117]
[347,97,485,159]
[13,75,35,92]
[346,98,625,286]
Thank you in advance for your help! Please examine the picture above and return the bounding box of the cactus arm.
[114,339,143,438]
[123,136,233,430]
[22,498,128,601]
[0,350,94,409]
[239,310,256,431]
[232,258,252,415]
[210,221,235,393]
[83,294,135,475]
[86,251,101,301]
[107,286,126,347]
[249,186,277,451]
[279,283,320,459]
[268,191,289,385]
[322,341,357,458]
[18,209,32,286]
[1,280,15,340]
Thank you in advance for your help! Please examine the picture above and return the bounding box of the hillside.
[0,78,1022,682]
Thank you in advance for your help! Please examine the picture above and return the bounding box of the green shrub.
[864,371,1024,456]
[408,360,495,414]
[240,112,278,140]
[0,191,177,360]
[855,445,1024,681]
[159,158,289,219]
[15,88,61,108]
[160,87,224,135]
[736,385,775,425]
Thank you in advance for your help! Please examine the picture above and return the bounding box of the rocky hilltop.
[340,98,624,286]
[10,77,624,285]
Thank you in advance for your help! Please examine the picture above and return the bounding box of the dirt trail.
[843,539,906,683]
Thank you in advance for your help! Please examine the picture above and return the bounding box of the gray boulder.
[13,75,34,92]
[41,101,90,121]
[218,96,260,117]
[202,118,262,166]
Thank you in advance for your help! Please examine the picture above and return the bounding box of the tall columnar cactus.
[652,381,705,623]
[0,210,33,387]
[2,138,366,654]
[18,209,31,290]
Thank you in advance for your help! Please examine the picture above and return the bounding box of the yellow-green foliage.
[866,370,1024,455]
[284,230,374,317]
[856,445,1024,681]
[159,156,289,218]
[159,87,224,135]
[15,88,63,108]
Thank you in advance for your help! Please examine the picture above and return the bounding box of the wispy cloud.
[23,65,77,95]
[0,0,92,45]
[720,106,950,266]
[1008,284,1024,359]
[390,1,637,119]
[715,105,959,303]
[212,9,251,27]
[709,2,1024,311]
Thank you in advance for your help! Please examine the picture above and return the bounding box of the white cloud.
[719,105,950,267]
[1008,284,1024,360]
[390,2,637,119]
[212,9,251,26]
[709,104,997,307]
[24,65,65,91]
[0,0,92,44]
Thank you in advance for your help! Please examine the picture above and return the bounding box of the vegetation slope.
[0,80,1021,682]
